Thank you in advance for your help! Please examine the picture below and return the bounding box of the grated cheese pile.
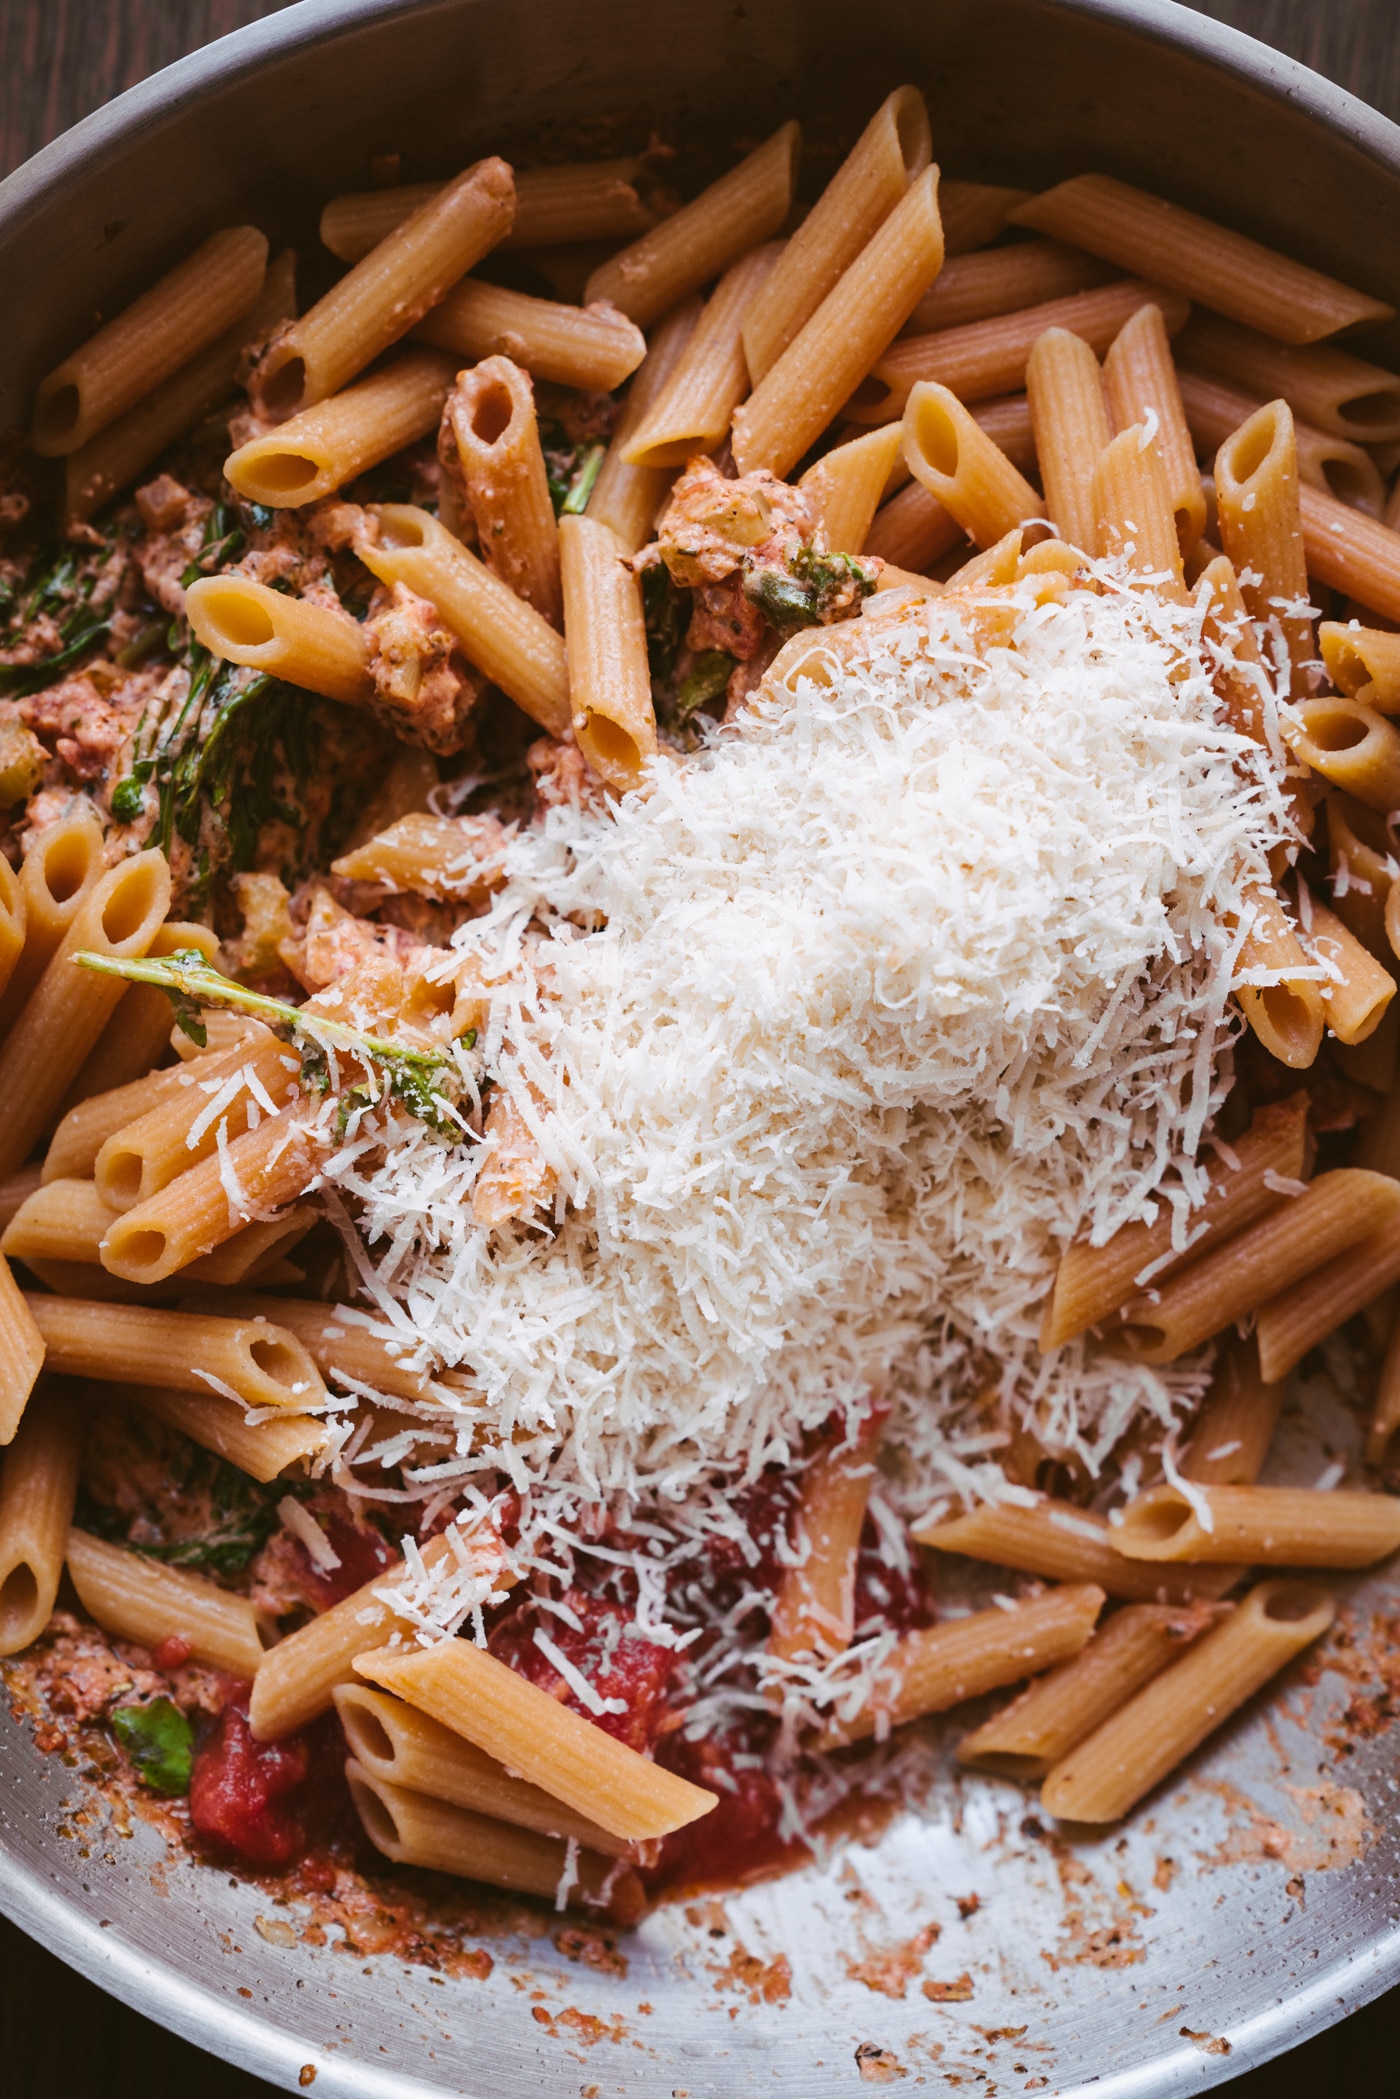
[321,574,1293,1590]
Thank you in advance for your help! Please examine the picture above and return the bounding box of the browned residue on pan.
[843,1922,941,1998]
[1192,1776,1372,1874]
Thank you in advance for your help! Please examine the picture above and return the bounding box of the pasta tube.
[185,1291,468,1408]
[66,1528,266,1679]
[857,280,1189,424]
[356,504,570,736]
[1367,1313,1400,1467]
[446,357,562,625]
[586,122,799,328]
[768,1407,884,1664]
[1233,883,1326,1068]
[122,1383,326,1484]
[185,576,374,708]
[344,1760,644,1923]
[938,182,1033,256]
[320,160,662,262]
[0,1382,82,1656]
[622,242,781,466]
[1304,888,1395,1042]
[1091,424,1185,597]
[1175,310,1400,443]
[1011,176,1391,343]
[742,87,930,382]
[903,382,1042,549]
[0,1256,45,1444]
[356,1640,716,1843]
[1114,1482,1400,1568]
[33,225,269,454]
[1325,794,1395,959]
[800,424,906,557]
[1102,302,1206,552]
[903,238,1114,340]
[225,349,456,507]
[864,478,965,572]
[1040,1581,1335,1823]
[0,850,171,1182]
[1291,696,1400,813]
[252,158,514,416]
[0,808,106,1040]
[334,1684,637,1857]
[415,280,645,392]
[587,298,702,553]
[955,1601,1219,1780]
[1215,401,1312,689]
[24,1296,326,1412]
[65,247,298,526]
[1301,484,1400,625]
[94,1028,296,1211]
[1040,1097,1308,1350]
[1178,369,1383,515]
[1321,621,1400,710]
[98,1107,319,1284]
[558,513,656,793]
[1254,1210,1400,1382]
[914,1496,1243,1602]
[1180,1338,1284,1487]
[44,1050,233,1186]
[1117,1168,1400,1364]
[732,166,944,479]
[0,1170,41,1234]
[814,1585,1105,1750]
[1025,327,1111,554]
[2,1177,118,1267]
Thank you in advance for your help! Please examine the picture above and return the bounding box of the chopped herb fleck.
[112,1699,194,1795]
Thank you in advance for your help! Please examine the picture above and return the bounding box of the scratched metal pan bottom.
[4,0,1400,2090]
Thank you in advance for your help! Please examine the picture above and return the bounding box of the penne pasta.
[955,1601,1219,1779]
[181,1205,316,1288]
[902,238,1115,340]
[914,1496,1244,1602]
[98,1105,319,1283]
[0,855,22,1018]
[585,122,799,329]
[0,1168,42,1234]
[0,1255,46,1444]
[94,1027,295,1211]
[814,1584,1105,1749]
[1174,310,1400,444]
[66,1527,267,1678]
[1117,1167,1400,1364]
[800,424,907,556]
[1101,302,1207,552]
[225,349,456,507]
[185,575,375,708]
[732,166,945,480]
[1367,1311,1400,1467]
[0,1382,83,1656]
[938,182,1033,257]
[587,298,702,553]
[116,1382,326,1484]
[1178,369,1384,516]
[1040,1580,1335,1823]
[1011,176,1392,344]
[863,475,965,573]
[334,1683,638,1857]
[742,87,931,382]
[2,1176,118,1267]
[1300,483,1400,626]
[1180,1337,1284,1486]
[767,1407,884,1663]
[251,158,515,417]
[1091,424,1185,597]
[1321,620,1400,710]
[1040,1097,1309,1350]
[558,513,657,793]
[344,1759,644,1922]
[64,247,298,526]
[0,849,171,1183]
[854,280,1190,425]
[1304,887,1395,1042]
[24,1296,326,1412]
[903,382,1042,550]
[1025,327,1111,553]
[1233,882,1326,1068]
[973,394,1037,473]
[1195,550,1274,743]
[356,504,570,735]
[622,242,781,467]
[1292,695,1400,813]
[320,159,663,263]
[356,1639,716,1842]
[1115,1482,1400,1567]
[59,921,219,1117]
[1326,793,1396,960]
[1214,401,1312,689]
[33,226,270,455]
[0,808,107,1041]
[180,1291,458,1407]
[1254,1208,1400,1382]
[43,1051,235,1186]
[415,280,646,392]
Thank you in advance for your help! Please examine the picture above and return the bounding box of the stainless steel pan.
[2,3,1399,2090]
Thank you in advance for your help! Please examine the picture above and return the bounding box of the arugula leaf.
[112,1699,193,1795]
[675,650,734,724]
[743,545,880,636]
[641,562,688,684]
[561,443,607,516]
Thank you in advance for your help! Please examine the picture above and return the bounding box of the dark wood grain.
[2,2,1400,2093]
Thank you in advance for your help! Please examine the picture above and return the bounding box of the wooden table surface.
[2,1,1400,2092]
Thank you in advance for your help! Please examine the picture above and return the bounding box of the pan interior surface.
[2,3,1399,2093]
